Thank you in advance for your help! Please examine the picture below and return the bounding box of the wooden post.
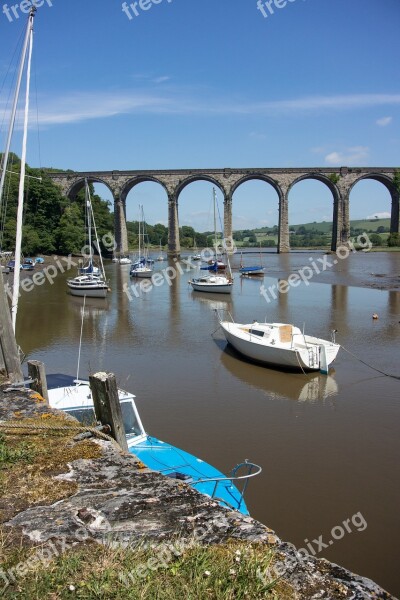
[27,360,49,404]
[0,269,23,383]
[89,371,128,452]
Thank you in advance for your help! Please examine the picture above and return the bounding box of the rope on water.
[0,422,121,447]
[341,345,400,381]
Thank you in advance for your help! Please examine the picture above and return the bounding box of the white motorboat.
[218,314,340,374]
[119,256,132,264]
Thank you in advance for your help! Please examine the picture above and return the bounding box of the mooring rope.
[341,345,400,381]
[0,421,121,446]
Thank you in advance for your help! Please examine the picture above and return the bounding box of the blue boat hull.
[129,436,249,515]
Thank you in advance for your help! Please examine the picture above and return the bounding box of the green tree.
[369,233,383,247]
[387,232,400,247]
[56,203,85,255]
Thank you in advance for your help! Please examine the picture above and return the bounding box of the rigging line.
[341,344,400,381]
[0,23,26,138]
[89,186,106,280]
[32,44,42,171]
[4,169,42,180]
[76,295,87,382]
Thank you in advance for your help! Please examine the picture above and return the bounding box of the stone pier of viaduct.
[47,167,400,256]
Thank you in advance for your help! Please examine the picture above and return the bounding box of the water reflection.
[68,295,110,316]
[191,291,233,312]
[219,344,338,403]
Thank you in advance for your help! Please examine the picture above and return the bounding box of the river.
[11,249,400,596]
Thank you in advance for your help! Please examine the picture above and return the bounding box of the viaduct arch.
[47,167,400,256]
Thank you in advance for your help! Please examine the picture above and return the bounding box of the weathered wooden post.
[89,371,128,452]
[27,360,49,404]
[0,269,23,383]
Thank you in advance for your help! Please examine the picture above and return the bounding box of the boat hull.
[47,378,249,515]
[67,278,108,298]
[220,321,340,372]
[190,278,233,294]
[240,267,265,276]
[130,269,153,278]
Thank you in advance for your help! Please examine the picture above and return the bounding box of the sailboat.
[67,180,109,298]
[130,205,153,278]
[156,240,165,261]
[239,245,265,277]
[217,312,340,374]
[192,237,201,261]
[189,189,233,293]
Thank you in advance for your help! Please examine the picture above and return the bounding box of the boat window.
[66,407,97,426]
[121,402,144,436]
[250,329,264,337]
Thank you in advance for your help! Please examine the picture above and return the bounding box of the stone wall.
[0,384,395,599]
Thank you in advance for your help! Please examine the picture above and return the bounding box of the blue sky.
[0,0,399,229]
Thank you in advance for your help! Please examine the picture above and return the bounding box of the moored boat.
[47,376,261,515]
[189,189,233,294]
[190,274,233,294]
[66,275,109,298]
[67,180,109,298]
[218,313,340,374]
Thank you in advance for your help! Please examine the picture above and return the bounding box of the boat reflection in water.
[68,295,110,316]
[220,344,338,403]
[190,291,233,312]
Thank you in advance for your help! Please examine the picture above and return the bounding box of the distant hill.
[248,218,391,236]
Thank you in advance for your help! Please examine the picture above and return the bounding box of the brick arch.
[347,173,396,196]
[230,174,283,200]
[66,177,115,201]
[287,173,339,197]
[120,176,169,204]
[175,175,226,199]
[286,174,342,252]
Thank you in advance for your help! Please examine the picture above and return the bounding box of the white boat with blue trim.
[47,376,261,515]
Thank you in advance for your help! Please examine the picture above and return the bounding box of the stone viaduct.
[47,167,399,256]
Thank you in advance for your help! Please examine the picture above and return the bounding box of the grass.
[0,414,102,522]
[1,539,294,599]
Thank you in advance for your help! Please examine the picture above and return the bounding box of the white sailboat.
[156,240,165,261]
[192,237,201,261]
[189,189,233,294]
[67,180,109,298]
[217,312,340,374]
[130,205,153,278]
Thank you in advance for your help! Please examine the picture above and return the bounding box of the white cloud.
[249,131,267,140]
[153,76,171,84]
[366,212,390,219]
[3,90,400,128]
[376,116,392,127]
[324,146,369,165]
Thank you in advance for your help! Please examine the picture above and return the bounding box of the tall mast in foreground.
[11,7,36,331]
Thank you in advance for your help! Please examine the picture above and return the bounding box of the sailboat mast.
[11,10,35,332]
[213,187,217,259]
[85,180,92,261]
[0,7,36,210]
[137,205,142,259]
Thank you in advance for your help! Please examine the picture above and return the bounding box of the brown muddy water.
[10,250,400,596]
